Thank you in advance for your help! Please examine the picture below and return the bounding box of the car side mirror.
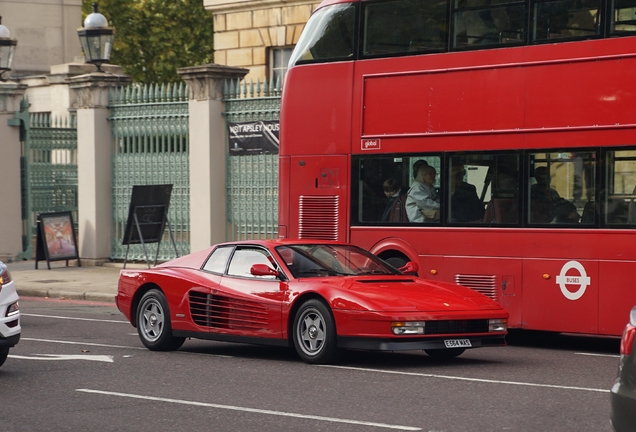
[398,261,419,275]
[250,264,280,277]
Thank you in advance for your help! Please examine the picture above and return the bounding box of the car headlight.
[489,318,508,332]
[391,321,426,335]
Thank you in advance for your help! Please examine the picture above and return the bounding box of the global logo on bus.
[361,139,381,151]
[555,261,591,301]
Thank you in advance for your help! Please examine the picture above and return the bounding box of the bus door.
[287,155,349,242]
[521,259,598,334]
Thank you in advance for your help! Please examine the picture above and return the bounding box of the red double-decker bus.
[278,0,636,336]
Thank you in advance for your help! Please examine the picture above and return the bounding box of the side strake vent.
[455,274,497,300]
[189,291,268,330]
[298,195,339,240]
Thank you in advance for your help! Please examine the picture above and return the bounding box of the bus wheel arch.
[370,237,419,269]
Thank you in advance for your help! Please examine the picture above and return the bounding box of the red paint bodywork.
[278,1,636,337]
[116,240,508,347]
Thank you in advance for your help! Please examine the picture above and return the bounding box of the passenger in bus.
[406,165,440,223]
[530,166,580,223]
[412,159,429,180]
[381,178,408,222]
[450,165,484,223]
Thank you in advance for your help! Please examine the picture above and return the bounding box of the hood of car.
[345,277,501,312]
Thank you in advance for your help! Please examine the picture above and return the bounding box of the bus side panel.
[598,261,636,336]
[440,257,523,328]
[278,156,291,238]
[280,62,354,156]
[521,259,598,334]
[287,155,350,241]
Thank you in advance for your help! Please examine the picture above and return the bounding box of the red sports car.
[116,240,508,364]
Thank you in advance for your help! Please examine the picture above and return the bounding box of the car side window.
[227,247,277,279]
[202,246,233,274]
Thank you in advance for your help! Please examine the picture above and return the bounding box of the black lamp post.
[77,3,114,72]
[0,16,17,81]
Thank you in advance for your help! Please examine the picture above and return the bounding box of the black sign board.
[228,120,279,156]
[35,211,81,270]
[123,184,178,268]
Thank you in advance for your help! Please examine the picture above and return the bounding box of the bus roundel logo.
[555,261,591,301]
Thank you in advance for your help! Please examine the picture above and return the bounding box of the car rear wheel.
[424,348,466,359]
[0,348,8,367]
[137,289,185,351]
[293,299,341,364]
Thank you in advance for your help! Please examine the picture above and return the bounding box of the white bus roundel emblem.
[555,261,590,301]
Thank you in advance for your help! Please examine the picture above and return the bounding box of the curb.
[17,288,116,303]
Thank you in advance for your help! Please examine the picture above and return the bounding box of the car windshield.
[275,244,399,278]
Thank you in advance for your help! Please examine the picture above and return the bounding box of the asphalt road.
[0,298,620,432]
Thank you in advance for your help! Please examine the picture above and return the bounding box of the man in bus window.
[530,166,579,223]
[450,165,484,222]
[406,165,440,222]
[381,178,408,222]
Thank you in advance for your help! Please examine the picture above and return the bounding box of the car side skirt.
[337,334,507,351]
[172,331,290,347]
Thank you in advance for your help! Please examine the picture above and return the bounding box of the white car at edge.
[0,261,20,367]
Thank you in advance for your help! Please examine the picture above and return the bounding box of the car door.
[216,246,287,339]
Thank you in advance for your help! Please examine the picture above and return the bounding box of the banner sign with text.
[228,120,279,156]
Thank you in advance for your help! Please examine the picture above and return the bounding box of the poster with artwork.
[38,212,80,263]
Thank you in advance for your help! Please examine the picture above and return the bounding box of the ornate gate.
[109,83,190,261]
[223,79,281,241]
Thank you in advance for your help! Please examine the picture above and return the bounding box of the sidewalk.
[5,260,149,303]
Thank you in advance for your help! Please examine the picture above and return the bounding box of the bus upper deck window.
[452,0,527,48]
[611,0,636,34]
[288,3,356,68]
[532,0,601,42]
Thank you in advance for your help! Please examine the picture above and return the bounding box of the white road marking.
[76,389,421,431]
[21,313,128,323]
[574,352,619,358]
[20,338,233,358]
[10,354,114,362]
[22,337,146,350]
[320,365,609,393]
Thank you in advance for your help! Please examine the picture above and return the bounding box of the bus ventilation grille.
[298,195,339,240]
[455,274,497,300]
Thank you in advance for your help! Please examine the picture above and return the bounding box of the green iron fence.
[109,83,190,261]
[17,104,79,260]
[223,78,281,241]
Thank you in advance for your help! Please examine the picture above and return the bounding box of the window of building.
[269,46,294,85]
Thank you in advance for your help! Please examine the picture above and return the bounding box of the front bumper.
[0,333,20,348]
[337,334,507,351]
[0,279,21,343]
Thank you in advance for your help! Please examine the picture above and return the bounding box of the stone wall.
[205,0,318,82]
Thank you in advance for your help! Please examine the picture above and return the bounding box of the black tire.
[293,299,341,364]
[137,289,185,351]
[0,348,9,368]
[424,348,466,359]
[385,256,408,269]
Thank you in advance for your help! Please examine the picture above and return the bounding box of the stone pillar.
[0,83,27,261]
[67,72,131,263]
[178,64,248,252]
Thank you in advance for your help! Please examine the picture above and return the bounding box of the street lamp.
[77,3,114,72]
[0,16,17,81]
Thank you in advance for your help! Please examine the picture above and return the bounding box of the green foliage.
[82,0,214,83]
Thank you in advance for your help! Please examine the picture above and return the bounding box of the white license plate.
[444,339,472,348]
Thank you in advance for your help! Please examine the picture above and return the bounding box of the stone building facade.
[204,0,318,83]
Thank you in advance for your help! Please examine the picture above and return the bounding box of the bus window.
[288,3,356,67]
[611,0,636,34]
[362,0,448,56]
[529,151,595,225]
[604,149,636,225]
[452,0,527,48]
[459,153,520,225]
[531,0,601,42]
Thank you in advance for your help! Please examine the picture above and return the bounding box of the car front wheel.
[293,299,341,364]
[137,289,185,351]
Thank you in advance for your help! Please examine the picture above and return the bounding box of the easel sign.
[36,211,81,270]
[122,184,179,268]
